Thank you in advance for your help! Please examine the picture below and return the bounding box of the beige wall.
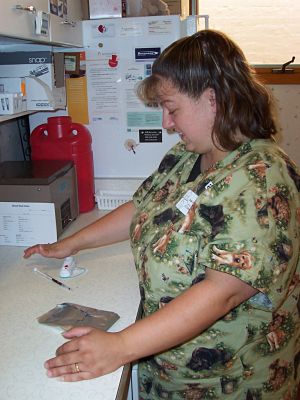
[199,1,300,65]
[270,85,300,166]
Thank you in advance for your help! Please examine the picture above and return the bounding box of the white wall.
[199,1,300,64]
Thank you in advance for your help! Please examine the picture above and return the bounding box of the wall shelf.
[0,111,36,123]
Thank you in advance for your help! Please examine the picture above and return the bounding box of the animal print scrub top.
[130,139,300,400]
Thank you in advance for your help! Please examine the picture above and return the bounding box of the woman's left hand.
[44,326,126,381]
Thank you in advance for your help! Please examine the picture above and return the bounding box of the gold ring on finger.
[74,362,81,373]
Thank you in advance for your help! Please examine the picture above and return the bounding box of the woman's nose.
[162,110,175,130]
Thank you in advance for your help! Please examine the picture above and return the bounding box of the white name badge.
[176,190,198,215]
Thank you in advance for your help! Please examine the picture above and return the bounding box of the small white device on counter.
[60,256,86,278]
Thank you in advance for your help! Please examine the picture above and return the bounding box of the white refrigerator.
[82,15,199,179]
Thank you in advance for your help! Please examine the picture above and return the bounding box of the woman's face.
[159,79,217,155]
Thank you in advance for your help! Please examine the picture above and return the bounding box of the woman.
[24,30,300,399]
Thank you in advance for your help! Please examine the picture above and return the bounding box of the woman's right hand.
[23,202,136,261]
[23,239,76,260]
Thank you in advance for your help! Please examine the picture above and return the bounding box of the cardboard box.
[125,0,188,17]
[81,0,89,20]
[0,77,26,95]
[81,0,125,19]
[164,0,182,15]
[0,52,66,111]
[0,93,25,115]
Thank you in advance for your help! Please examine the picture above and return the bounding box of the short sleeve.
[198,156,299,310]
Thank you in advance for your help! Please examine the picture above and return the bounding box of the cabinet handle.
[14,4,36,13]
[61,20,76,27]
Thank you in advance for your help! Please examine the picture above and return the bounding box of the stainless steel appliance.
[0,160,79,239]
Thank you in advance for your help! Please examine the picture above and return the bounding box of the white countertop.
[0,209,140,400]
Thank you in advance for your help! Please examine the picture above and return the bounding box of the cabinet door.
[0,0,50,42]
[49,0,83,47]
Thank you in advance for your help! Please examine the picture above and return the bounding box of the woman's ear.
[208,88,216,109]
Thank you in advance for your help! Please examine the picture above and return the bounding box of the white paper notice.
[86,50,122,122]
[0,202,57,246]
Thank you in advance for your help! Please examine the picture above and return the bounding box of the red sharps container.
[30,116,95,213]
